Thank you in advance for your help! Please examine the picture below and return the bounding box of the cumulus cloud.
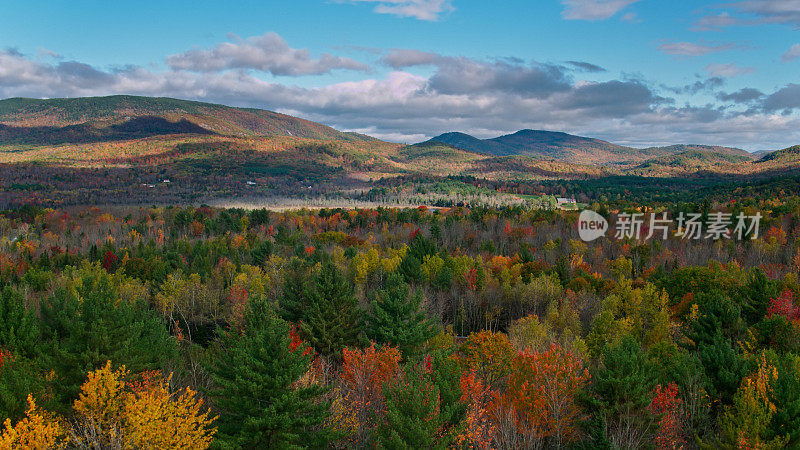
[382,50,573,97]
[665,77,725,95]
[166,32,369,75]
[782,44,800,62]
[560,0,641,21]
[716,88,764,103]
[704,63,754,78]
[658,41,739,57]
[763,84,800,112]
[339,0,453,21]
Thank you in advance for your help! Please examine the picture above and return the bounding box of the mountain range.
[1,95,798,182]
[422,130,753,166]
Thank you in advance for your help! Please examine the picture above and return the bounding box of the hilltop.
[0,95,375,141]
[424,130,753,166]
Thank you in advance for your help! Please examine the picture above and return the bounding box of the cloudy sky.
[2,0,800,150]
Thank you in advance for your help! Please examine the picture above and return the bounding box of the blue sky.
[2,0,800,150]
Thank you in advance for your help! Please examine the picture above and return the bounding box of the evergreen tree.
[207,297,333,448]
[300,260,363,360]
[429,351,467,442]
[739,268,779,325]
[279,259,312,323]
[408,232,436,262]
[398,254,423,284]
[365,274,436,360]
[376,364,443,450]
[0,287,40,359]
[586,336,659,449]
[696,333,748,409]
[39,268,176,408]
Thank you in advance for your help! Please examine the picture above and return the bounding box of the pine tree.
[300,260,363,360]
[739,268,779,325]
[398,254,423,283]
[39,268,176,409]
[587,336,659,449]
[376,364,443,450]
[429,351,468,443]
[0,287,40,359]
[207,297,333,448]
[0,357,45,423]
[366,273,435,360]
[279,259,312,323]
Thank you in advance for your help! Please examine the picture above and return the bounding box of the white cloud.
[658,41,738,57]
[340,0,453,21]
[166,32,369,75]
[704,63,755,78]
[782,44,800,62]
[694,1,800,30]
[560,0,641,21]
[692,12,744,31]
[730,0,800,27]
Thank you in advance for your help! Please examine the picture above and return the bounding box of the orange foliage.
[72,361,216,449]
[648,383,687,450]
[456,331,517,387]
[338,343,402,440]
[500,344,589,446]
[457,372,496,449]
[0,395,67,449]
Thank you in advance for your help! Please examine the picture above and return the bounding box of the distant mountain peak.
[420,129,753,166]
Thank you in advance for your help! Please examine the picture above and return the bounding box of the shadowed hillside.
[0,95,375,141]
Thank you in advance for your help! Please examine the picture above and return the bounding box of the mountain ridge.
[0,95,375,142]
[424,129,754,166]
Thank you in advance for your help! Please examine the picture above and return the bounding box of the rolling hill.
[628,149,754,176]
[0,95,375,141]
[424,130,753,166]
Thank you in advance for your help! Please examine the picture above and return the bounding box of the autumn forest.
[0,194,798,448]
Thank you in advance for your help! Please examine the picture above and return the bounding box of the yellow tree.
[715,353,788,449]
[0,395,67,449]
[71,361,216,449]
[124,375,216,449]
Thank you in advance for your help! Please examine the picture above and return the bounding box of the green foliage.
[0,357,45,423]
[398,254,424,284]
[586,336,658,449]
[299,260,364,360]
[0,287,40,359]
[765,352,800,446]
[376,364,443,450]
[739,268,779,325]
[207,297,334,449]
[428,351,467,442]
[39,265,176,409]
[279,260,312,324]
[365,274,436,360]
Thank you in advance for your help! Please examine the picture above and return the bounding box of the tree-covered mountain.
[0,95,375,141]
[424,129,754,166]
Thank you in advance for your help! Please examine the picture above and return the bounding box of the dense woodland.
[0,197,799,448]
